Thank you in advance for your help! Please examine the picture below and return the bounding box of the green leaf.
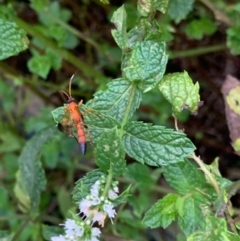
[167,0,194,23]
[0,5,16,21]
[123,121,195,166]
[0,19,29,60]
[48,25,67,46]
[27,54,51,79]
[126,19,147,48]
[123,41,168,91]
[143,193,179,228]
[159,71,201,116]
[227,26,240,55]
[177,193,206,236]
[14,126,58,212]
[30,0,49,11]
[155,0,169,13]
[111,5,128,49]
[123,163,155,185]
[137,0,169,16]
[185,18,217,40]
[0,127,23,153]
[86,79,142,122]
[81,106,121,142]
[46,48,62,70]
[38,1,71,26]
[187,216,240,241]
[162,160,209,194]
[95,127,126,176]
[72,169,106,203]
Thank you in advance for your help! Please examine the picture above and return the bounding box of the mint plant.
[50,3,240,241]
[1,1,240,241]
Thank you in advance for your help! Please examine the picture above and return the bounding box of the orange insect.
[59,76,87,155]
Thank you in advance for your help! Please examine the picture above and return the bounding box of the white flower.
[64,219,77,229]
[79,199,91,214]
[91,196,101,206]
[51,235,66,241]
[92,211,106,227]
[103,203,116,223]
[91,227,101,239]
[108,189,118,200]
[63,219,84,237]
[113,185,119,193]
[90,182,100,197]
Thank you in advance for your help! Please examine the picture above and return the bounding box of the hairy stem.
[192,153,220,194]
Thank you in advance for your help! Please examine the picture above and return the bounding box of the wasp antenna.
[69,74,75,98]
[59,90,70,100]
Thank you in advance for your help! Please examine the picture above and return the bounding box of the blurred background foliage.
[1,0,240,240]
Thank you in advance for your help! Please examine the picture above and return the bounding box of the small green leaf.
[185,18,217,40]
[51,106,65,123]
[187,216,240,241]
[123,41,168,91]
[126,20,147,48]
[0,19,29,60]
[30,0,49,11]
[86,79,142,122]
[137,0,169,16]
[123,121,195,166]
[143,193,179,228]
[111,5,128,49]
[227,26,240,55]
[162,160,210,194]
[159,71,201,116]
[46,48,62,70]
[155,0,169,13]
[14,126,58,212]
[49,25,67,46]
[137,0,152,16]
[72,169,106,203]
[167,0,194,23]
[177,193,206,236]
[0,128,23,153]
[0,5,16,21]
[38,1,71,26]
[95,127,126,176]
[27,54,51,79]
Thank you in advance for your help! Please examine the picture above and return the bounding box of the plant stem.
[44,9,101,52]
[11,217,31,241]
[192,153,220,194]
[120,83,138,136]
[169,44,227,59]
[198,0,232,26]
[103,165,113,198]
